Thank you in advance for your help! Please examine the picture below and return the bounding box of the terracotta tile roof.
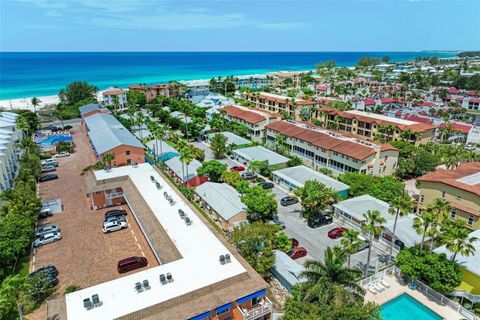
[448,88,461,95]
[256,93,316,106]
[380,98,393,104]
[364,99,376,106]
[316,85,328,91]
[418,162,480,197]
[466,91,480,97]
[265,121,390,160]
[223,105,267,124]
[402,114,434,125]
[103,89,124,96]
[439,122,472,134]
[450,202,480,217]
[469,98,480,104]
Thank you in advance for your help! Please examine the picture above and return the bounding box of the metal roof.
[84,113,144,155]
[164,156,202,182]
[195,182,246,221]
[79,103,102,117]
[206,132,250,146]
[233,146,289,166]
[272,250,305,290]
[272,165,349,192]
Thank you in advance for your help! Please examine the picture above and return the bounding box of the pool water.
[380,294,443,320]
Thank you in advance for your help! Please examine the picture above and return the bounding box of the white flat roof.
[272,165,349,192]
[345,110,418,126]
[233,146,289,166]
[66,163,246,320]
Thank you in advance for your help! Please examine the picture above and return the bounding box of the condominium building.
[243,92,317,120]
[128,84,170,103]
[57,163,271,320]
[222,105,279,142]
[0,112,20,191]
[102,88,128,111]
[265,120,399,176]
[417,162,480,230]
[234,74,272,90]
[314,108,437,145]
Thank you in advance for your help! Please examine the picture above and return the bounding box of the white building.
[102,88,128,111]
[0,112,20,190]
[233,146,289,167]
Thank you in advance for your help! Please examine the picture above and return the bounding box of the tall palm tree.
[153,124,166,162]
[361,210,386,275]
[443,222,478,261]
[135,112,145,141]
[179,145,194,187]
[427,198,450,252]
[16,116,29,137]
[413,210,434,251]
[340,229,362,268]
[30,97,40,114]
[387,194,412,260]
[301,246,363,304]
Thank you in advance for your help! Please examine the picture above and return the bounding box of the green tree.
[341,229,362,268]
[221,170,241,186]
[442,222,478,261]
[126,90,147,109]
[30,97,40,114]
[231,222,287,278]
[294,180,338,219]
[197,160,227,182]
[361,210,386,275]
[210,133,228,159]
[58,81,98,105]
[287,156,302,167]
[103,152,115,168]
[241,186,277,222]
[179,145,195,186]
[0,275,28,320]
[427,199,450,252]
[387,194,412,260]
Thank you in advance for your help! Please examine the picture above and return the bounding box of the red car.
[287,247,307,260]
[328,227,348,239]
[230,165,245,172]
[290,238,299,248]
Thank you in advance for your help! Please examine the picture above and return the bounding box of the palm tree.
[179,145,194,187]
[153,124,166,162]
[135,112,145,141]
[0,275,28,320]
[387,194,412,260]
[103,152,115,168]
[16,116,29,136]
[361,210,386,275]
[427,198,450,252]
[301,246,363,304]
[30,97,40,114]
[340,229,362,268]
[413,211,434,251]
[444,224,478,261]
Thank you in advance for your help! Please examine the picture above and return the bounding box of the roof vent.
[185,216,192,226]
[156,182,162,190]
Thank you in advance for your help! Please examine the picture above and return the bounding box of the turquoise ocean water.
[0,52,457,99]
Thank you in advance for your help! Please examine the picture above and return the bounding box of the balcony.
[106,192,124,199]
[238,297,273,320]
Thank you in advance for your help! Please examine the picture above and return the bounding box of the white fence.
[360,266,480,320]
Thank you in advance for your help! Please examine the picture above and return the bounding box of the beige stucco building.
[417,162,480,230]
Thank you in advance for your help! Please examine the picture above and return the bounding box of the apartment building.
[128,84,170,103]
[102,88,128,111]
[61,163,272,320]
[315,108,436,145]
[265,120,399,176]
[0,112,20,191]
[222,105,279,142]
[243,92,317,120]
[417,162,480,230]
[234,74,271,90]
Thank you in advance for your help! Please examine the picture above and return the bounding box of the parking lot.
[33,126,158,292]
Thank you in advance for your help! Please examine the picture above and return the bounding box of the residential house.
[243,92,317,120]
[222,105,279,142]
[417,163,480,229]
[271,250,306,292]
[233,146,289,168]
[206,132,251,148]
[102,88,127,111]
[164,157,207,188]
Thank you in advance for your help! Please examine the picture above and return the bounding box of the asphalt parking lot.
[33,126,158,292]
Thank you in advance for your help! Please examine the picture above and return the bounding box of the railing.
[106,192,123,199]
[450,290,480,304]
[238,297,273,320]
[360,266,480,320]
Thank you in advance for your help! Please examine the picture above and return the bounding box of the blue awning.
[236,289,267,304]
[187,310,210,320]
[215,302,232,314]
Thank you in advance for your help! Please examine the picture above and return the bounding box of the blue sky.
[1,0,479,51]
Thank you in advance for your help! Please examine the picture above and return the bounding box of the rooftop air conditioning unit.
[225,253,231,263]
[91,294,102,307]
[219,255,226,265]
[166,272,173,282]
[143,279,150,290]
[83,298,93,310]
[159,274,167,285]
[135,282,143,293]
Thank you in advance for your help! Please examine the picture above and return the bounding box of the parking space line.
[137,243,142,250]
[130,228,134,235]
[133,236,138,242]
[141,251,145,257]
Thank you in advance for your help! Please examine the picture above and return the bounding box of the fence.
[360,266,480,320]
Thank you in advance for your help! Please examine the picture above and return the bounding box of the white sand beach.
[0,95,60,112]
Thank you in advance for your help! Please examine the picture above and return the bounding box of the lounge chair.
[367,285,378,294]
[373,282,385,292]
[381,279,391,288]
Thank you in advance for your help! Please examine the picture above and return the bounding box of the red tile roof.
[439,122,472,134]
[316,85,328,91]
[402,114,434,125]
[448,88,461,95]
[364,99,376,106]
[418,162,480,198]
[256,93,316,106]
[469,98,480,104]
[380,98,393,104]
[466,91,480,97]
[103,89,124,96]
[223,105,268,124]
[265,121,394,160]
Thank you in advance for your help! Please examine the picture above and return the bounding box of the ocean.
[0,51,457,100]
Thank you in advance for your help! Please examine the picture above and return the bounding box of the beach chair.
[380,278,391,288]
[373,282,385,292]
[367,284,378,294]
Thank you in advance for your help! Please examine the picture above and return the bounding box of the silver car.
[33,232,62,247]
[102,220,127,233]
[104,215,126,224]
[35,225,60,238]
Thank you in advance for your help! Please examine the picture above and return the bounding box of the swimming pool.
[36,134,73,150]
[380,293,443,320]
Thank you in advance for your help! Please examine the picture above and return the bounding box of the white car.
[54,152,70,158]
[33,232,62,247]
[102,220,127,233]
[35,225,60,238]
[41,158,58,167]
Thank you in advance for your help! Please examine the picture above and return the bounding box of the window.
[216,307,230,316]
[450,210,457,219]
[127,159,132,165]
[468,215,474,226]
[126,150,131,155]
[420,195,424,203]
[441,191,446,198]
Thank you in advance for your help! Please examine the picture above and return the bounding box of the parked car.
[39,173,58,182]
[290,238,299,248]
[41,158,58,167]
[258,181,274,189]
[117,256,148,273]
[230,165,245,172]
[307,214,333,228]
[41,165,56,173]
[281,196,298,206]
[33,232,62,247]
[45,125,58,132]
[35,224,60,238]
[38,208,53,219]
[29,264,58,277]
[54,152,70,158]
[28,269,59,287]
[104,215,126,224]
[241,171,257,180]
[394,239,405,249]
[328,227,348,239]
[356,235,370,252]
[105,209,128,219]
[271,216,285,229]
[103,220,127,233]
[287,247,307,260]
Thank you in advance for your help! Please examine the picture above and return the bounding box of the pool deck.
[364,274,463,320]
